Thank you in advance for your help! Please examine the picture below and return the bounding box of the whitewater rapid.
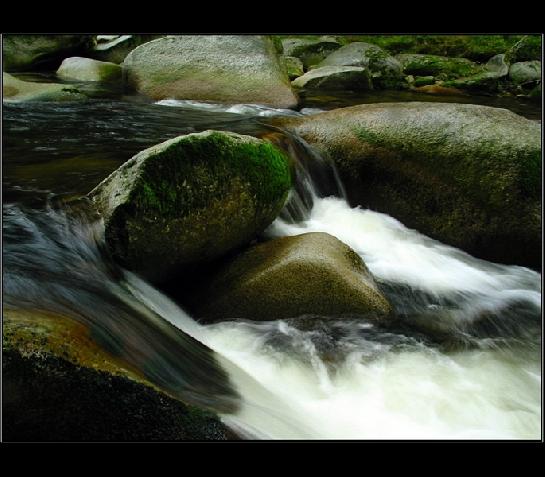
[124,191,542,439]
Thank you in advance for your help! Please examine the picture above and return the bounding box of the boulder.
[2,308,231,441]
[395,53,482,79]
[3,35,95,72]
[57,57,122,83]
[88,130,292,281]
[278,102,541,269]
[291,66,372,91]
[509,61,541,85]
[444,54,509,91]
[91,34,163,64]
[318,42,405,89]
[123,35,298,108]
[3,72,87,102]
[283,56,304,80]
[191,232,392,322]
[281,36,341,69]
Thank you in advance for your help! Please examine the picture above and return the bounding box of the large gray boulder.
[291,66,372,91]
[57,57,122,83]
[3,72,87,102]
[192,232,392,322]
[318,42,405,89]
[3,35,94,72]
[123,35,298,108]
[88,130,292,281]
[278,102,541,269]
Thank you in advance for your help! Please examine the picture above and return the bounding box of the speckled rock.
[88,130,292,281]
[318,42,404,89]
[192,232,392,322]
[2,308,231,441]
[123,35,298,108]
[3,72,87,102]
[278,102,541,269]
[57,57,122,82]
[292,66,372,91]
[3,35,95,72]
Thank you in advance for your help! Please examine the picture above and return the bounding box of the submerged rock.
[123,35,298,108]
[3,72,87,102]
[292,66,372,91]
[279,102,541,269]
[192,232,392,322]
[3,34,94,72]
[2,308,230,441]
[318,42,405,89]
[89,130,292,281]
[57,57,122,83]
[281,36,341,69]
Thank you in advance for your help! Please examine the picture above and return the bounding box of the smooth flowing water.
[2,95,542,440]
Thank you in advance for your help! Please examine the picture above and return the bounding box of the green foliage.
[278,35,542,63]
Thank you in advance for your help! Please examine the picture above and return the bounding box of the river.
[2,90,542,439]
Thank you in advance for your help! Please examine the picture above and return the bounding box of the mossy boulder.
[3,34,95,72]
[191,232,392,323]
[123,35,298,108]
[278,102,541,269]
[509,61,541,85]
[88,130,292,281]
[281,36,341,69]
[3,72,87,102]
[292,66,372,91]
[2,308,231,441]
[395,53,482,80]
[56,57,122,83]
[413,76,436,87]
[444,54,509,92]
[91,34,164,64]
[283,56,304,80]
[318,42,405,89]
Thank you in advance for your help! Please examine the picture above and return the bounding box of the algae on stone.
[3,72,87,102]
[279,102,541,269]
[89,130,292,281]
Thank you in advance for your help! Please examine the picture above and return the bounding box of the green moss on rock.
[278,102,542,269]
[2,308,232,441]
[89,130,292,281]
[3,72,88,102]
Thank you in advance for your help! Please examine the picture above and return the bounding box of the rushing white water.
[123,186,542,439]
[155,99,305,117]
